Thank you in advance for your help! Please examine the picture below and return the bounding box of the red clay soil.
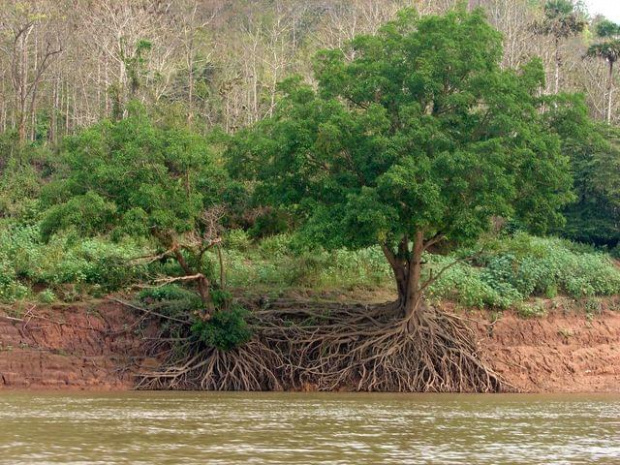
[474,310,620,393]
[1,300,619,392]
[0,301,157,390]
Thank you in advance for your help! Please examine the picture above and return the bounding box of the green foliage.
[37,107,230,310]
[191,305,252,351]
[476,233,620,298]
[221,234,392,291]
[230,7,576,304]
[422,233,620,308]
[533,0,586,39]
[556,120,620,246]
[138,284,204,318]
[41,107,226,241]
[426,257,521,309]
[40,192,117,241]
[595,19,620,39]
[138,284,251,352]
[0,224,146,302]
[37,289,56,304]
[0,261,29,302]
[222,231,620,309]
[516,302,547,318]
[225,229,252,253]
[0,133,54,222]
[139,284,201,305]
[258,234,295,259]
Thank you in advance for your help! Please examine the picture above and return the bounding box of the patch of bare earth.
[474,310,620,393]
[0,301,155,390]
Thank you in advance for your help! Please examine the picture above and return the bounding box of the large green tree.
[232,8,575,328]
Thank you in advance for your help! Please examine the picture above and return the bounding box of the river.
[0,392,619,464]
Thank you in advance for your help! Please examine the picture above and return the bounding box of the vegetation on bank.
[1,5,620,392]
[2,221,619,309]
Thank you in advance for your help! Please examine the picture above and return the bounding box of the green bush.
[516,302,547,318]
[37,289,56,304]
[225,229,252,253]
[424,233,620,309]
[138,284,203,318]
[191,305,252,351]
[426,257,521,309]
[139,284,200,304]
[477,234,620,299]
[0,223,147,301]
[0,261,29,302]
[258,234,294,259]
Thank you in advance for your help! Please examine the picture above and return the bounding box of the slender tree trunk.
[554,36,560,95]
[17,30,29,144]
[383,230,427,332]
[607,61,614,124]
[173,249,213,317]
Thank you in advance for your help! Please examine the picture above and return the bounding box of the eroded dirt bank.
[1,300,619,392]
[0,301,156,390]
[475,310,620,393]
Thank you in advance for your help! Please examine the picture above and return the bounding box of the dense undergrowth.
[1,221,619,313]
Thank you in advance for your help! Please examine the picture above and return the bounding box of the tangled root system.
[136,300,505,393]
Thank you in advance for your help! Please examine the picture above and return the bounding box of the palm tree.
[586,20,620,123]
[533,0,586,94]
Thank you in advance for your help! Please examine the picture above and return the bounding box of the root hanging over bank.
[136,340,284,391]
[134,300,506,392]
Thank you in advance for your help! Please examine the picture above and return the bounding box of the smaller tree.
[553,97,620,245]
[585,19,620,123]
[41,104,228,316]
[533,0,586,94]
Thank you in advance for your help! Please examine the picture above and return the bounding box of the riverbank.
[1,299,619,392]
[0,301,154,390]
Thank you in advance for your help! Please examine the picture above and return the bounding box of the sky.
[584,0,620,22]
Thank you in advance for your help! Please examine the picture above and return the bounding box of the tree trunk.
[382,230,427,332]
[173,249,214,318]
[554,36,560,95]
[607,61,614,124]
[403,230,425,330]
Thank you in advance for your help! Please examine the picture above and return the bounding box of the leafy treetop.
[231,7,576,318]
[41,105,226,242]
[235,8,573,248]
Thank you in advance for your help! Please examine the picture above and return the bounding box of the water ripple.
[0,392,619,464]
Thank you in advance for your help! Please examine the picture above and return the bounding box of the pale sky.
[584,0,620,22]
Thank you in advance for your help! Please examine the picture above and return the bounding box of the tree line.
[1,0,620,144]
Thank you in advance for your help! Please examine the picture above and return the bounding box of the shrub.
[258,234,294,259]
[516,302,547,318]
[191,305,252,351]
[37,289,56,304]
[0,224,147,299]
[225,229,252,253]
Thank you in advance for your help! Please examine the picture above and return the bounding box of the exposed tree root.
[136,340,284,391]
[135,300,507,393]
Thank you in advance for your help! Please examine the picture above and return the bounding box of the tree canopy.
[41,106,226,240]
[41,106,228,311]
[231,7,576,320]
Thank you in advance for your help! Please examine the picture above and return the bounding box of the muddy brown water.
[0,392,619,464]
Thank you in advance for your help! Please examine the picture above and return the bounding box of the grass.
[0,224,148,302]
[1,223,619,316]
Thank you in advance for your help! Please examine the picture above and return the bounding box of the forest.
[1,0,620,392]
